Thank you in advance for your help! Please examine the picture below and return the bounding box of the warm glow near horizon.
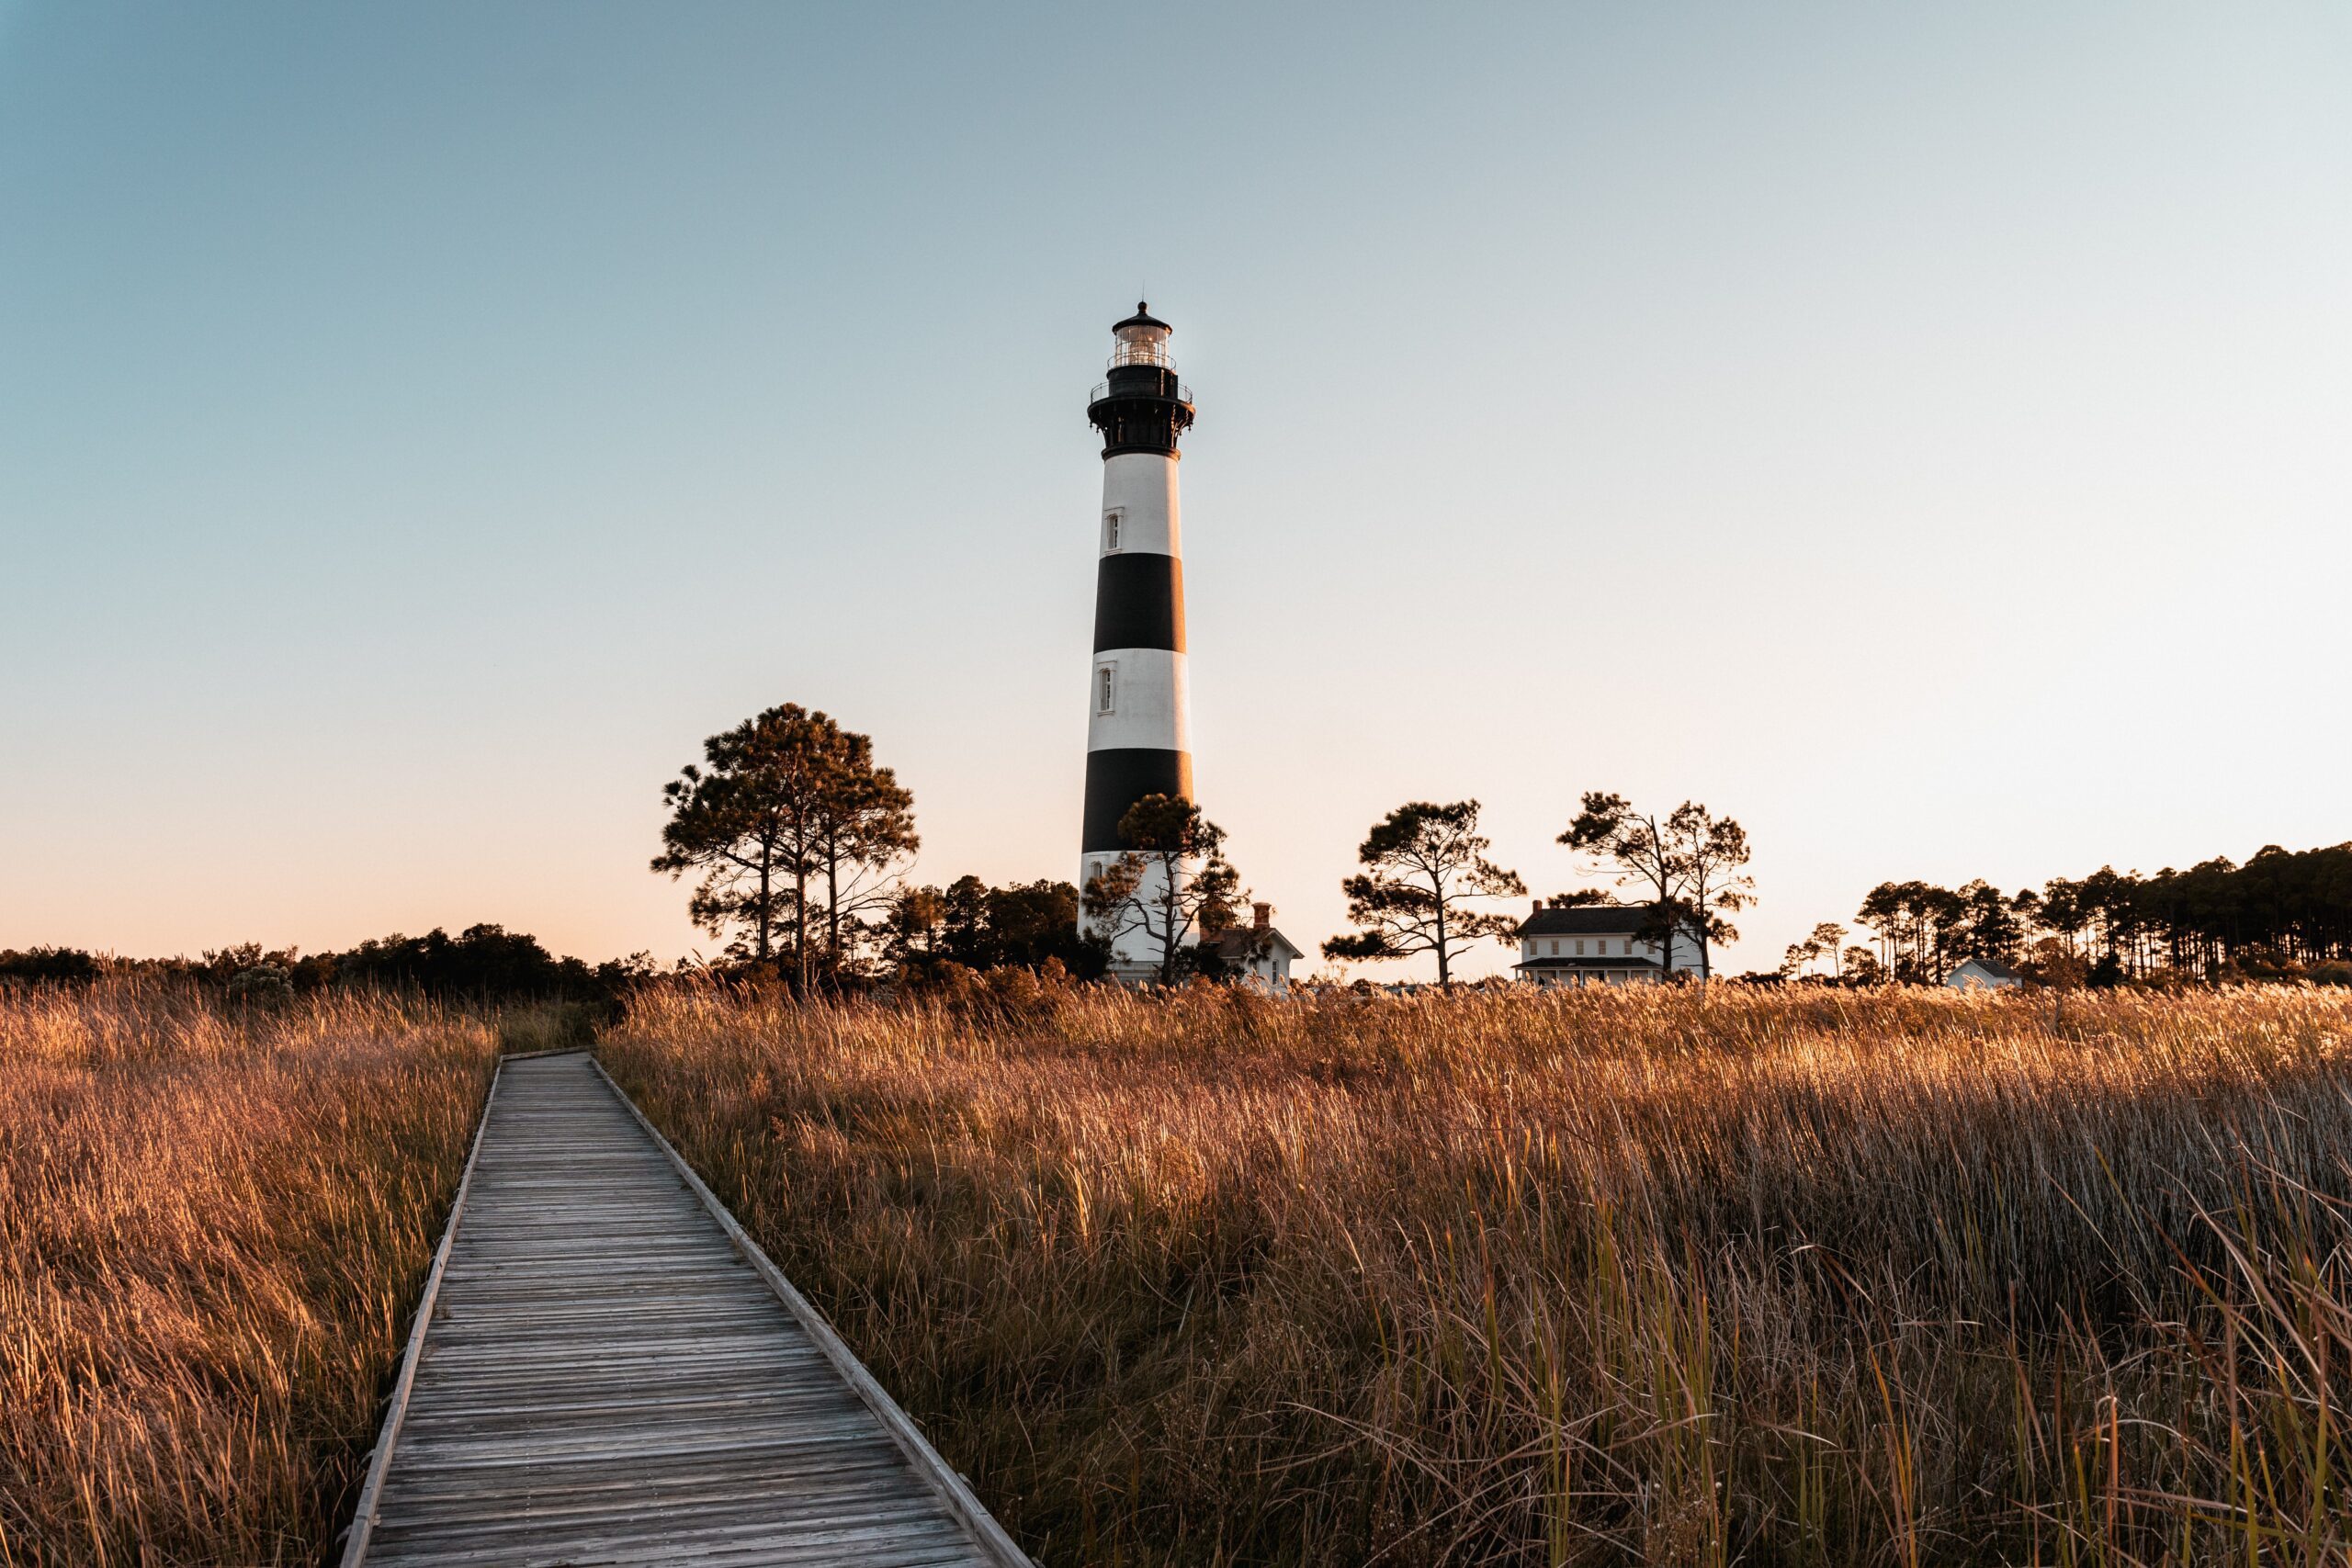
[5,5,2348,978]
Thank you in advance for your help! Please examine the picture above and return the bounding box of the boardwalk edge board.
[586,1054,1036,1568]
[338,1058,506,1568]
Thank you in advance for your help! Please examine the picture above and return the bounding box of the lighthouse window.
[1103,511,1123,551]
[1096,663,1116,715]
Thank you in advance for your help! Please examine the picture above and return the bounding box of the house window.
[1096,663,1115,715]
[1548,940,1558,955]
[1574,940,1585,955]
[1104,511,1123,551]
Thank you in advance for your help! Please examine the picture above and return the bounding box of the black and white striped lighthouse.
[1080,303,1197,976]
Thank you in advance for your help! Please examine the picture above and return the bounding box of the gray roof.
[1514,954,1665,972]
[1213,926,1303,962]
[1518,902,1675,938]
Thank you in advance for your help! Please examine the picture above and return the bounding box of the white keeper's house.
[1514,901,1703,987]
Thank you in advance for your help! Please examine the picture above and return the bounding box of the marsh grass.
[604,983,2352,1566]
[0,980,497,1566]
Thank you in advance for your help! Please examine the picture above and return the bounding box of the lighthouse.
[1080,303,1197,978]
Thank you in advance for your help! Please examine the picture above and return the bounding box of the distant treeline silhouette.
[1837,841,2352,987]
[0,924,654,1004]
[0,886,1105,1003]
[884,875,1104,980]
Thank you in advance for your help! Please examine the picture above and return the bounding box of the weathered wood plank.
[342,1051,1029,1568]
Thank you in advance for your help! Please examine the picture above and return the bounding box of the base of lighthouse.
[1080,851,1195,984]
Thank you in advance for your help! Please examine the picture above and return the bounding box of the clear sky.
[5,4,2348,979]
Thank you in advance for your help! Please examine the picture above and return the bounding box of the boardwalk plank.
[342,1053,1027,1568]
[375,1454,921,1518]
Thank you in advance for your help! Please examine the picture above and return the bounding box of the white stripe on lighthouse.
[1101,453,1182,557]
[1087,648,1191,753]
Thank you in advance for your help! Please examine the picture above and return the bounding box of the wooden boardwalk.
[342,1052,1030,1568]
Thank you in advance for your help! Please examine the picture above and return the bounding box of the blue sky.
[5,3,2348,976]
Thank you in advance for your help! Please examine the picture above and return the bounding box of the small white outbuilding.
[1213,902,1305,994]
[1947,956,2027,990]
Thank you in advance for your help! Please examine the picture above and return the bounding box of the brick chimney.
[1532,898,1542,914]
[1252,901,1271,931]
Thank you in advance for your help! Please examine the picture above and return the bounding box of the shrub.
[0,945,102,986]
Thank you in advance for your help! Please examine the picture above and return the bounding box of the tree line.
[35,694,2340,998]
[644,700,1769,991]
[649,700,1760,991]
[650,703,1115,987]
[1782,842,2352,987]
[6,699,1770,999]
[90,699,2349,1001]
[1317,792,1755,986]
[0,925,653,1004]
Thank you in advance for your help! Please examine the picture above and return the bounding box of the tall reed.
[604,982,2352,1567]
[0,980,496,1566]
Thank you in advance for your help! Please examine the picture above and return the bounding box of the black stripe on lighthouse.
[1081,748,1195,852]
[1091,555,1185,652]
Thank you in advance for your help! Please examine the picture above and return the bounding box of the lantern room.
[1108,302,1173,369]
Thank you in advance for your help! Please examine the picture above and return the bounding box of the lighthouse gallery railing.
[1088,380,1193,407]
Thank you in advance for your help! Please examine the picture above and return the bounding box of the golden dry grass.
[604,982,2352,1567]
[0,981,497,1566]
